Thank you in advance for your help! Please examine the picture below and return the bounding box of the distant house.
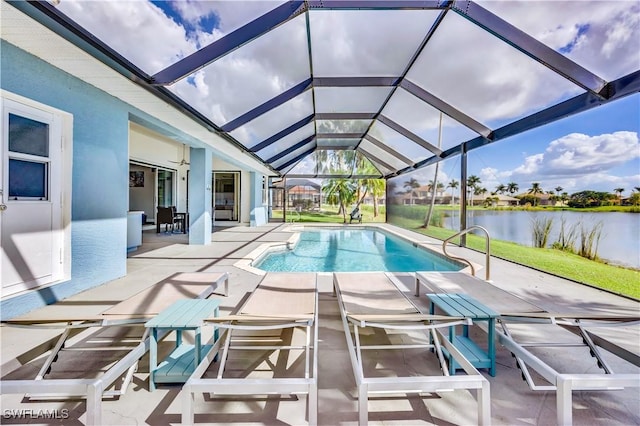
[483,194,520,207]
[392,185,456,205]
[274,178,322,210]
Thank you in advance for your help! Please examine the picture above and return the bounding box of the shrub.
[531,217,553,248]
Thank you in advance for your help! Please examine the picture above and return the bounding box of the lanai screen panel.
[56,0,286,75]
[406,11,584,130]
[308,9,438,77]
[256,123,315,162]
[287,150,382,177]
[231,90,314,149]
[381,88,481,153]
[316,120,372,135]
[368,121,434,164]
[169,14,311,126]
[29,1,639,179]
[477,0,640,82]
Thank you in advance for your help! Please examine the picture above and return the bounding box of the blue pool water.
[256,228,462,272]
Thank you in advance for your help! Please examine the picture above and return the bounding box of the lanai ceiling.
[8,1,640,178]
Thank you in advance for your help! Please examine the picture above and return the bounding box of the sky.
[405,93,640,196]
[55,0,640,196]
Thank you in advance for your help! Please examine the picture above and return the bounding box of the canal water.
[441,210,640,269]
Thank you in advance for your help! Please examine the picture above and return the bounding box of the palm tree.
[635,186,640,193]
[467,175,481,206]
[357,178,385,217]
[447,179,459,205]
[403,178,420,205]
[554,186,564,205]
[528,182,543,206]
[507,182,519,195]
[495,184,507,194]
[322,178,356,222]
[614,188,624,205]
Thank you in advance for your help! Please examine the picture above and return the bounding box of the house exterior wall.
[1,41,129,318]
[1,40,270,319]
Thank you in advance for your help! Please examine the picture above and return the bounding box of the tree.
[507,182,519,195]
[568,190,615,208]
[528,182,543,206]
[495,184,507,194]
[403,178,420,205]
[447,179,459,205]
[467,175,481,206]
[322,178,357,223]
[475,186,487,200]
[358,178,385,217]
[614,188,624,205]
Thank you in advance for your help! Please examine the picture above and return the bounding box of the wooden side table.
[427,293,499,376]
[145,298,220,390]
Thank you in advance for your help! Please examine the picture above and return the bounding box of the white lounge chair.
[333,272,491,425]
[416,271,640,426]
[182,272,318,425]
[1,271,228,426]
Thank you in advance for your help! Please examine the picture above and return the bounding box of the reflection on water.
[442,210,639,269]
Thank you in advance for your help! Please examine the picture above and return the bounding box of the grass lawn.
[272,204,386,223]
[391,216,640,299]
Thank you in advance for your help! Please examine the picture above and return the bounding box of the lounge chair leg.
[86,381,103,426]
[182,384,195,426]
[478,380,491,425]
[557,375,573,426]
[358,384,368,426]
[308,383,318,426]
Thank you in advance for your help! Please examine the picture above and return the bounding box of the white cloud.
[507,131,640,192]
[541,131,638,174]
[59,1,197,74]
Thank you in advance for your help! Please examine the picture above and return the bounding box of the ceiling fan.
[170,145,190,166]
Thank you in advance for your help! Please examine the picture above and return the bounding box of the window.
[8,159,47,199]
[7,113,50,200]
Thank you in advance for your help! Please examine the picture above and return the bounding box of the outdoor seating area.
[1,223,638,426]
[2,2,639,425]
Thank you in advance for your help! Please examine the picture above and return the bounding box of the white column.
[249,172,267,226]
[188,147,212,245]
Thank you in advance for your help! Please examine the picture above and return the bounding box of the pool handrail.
[442,226,491,281]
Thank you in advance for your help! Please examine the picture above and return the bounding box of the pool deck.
[1,222,638,425]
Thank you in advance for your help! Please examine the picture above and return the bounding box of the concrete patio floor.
[1,223,638,425]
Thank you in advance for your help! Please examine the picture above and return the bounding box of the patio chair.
[182,272,318,425]
[333,272,490,425]
[156,206,180,233]
[415,271,640,426]
[1,272,229,426]
[349,206,362,223]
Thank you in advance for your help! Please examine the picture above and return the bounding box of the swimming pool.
[255,228,462,272]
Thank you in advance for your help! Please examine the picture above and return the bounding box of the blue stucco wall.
[1,41,129,319]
